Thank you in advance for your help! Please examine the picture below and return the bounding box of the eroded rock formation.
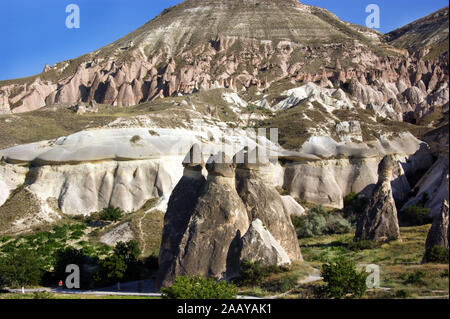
[235,147,302,262]
[0,1,447,125]
[423,175,449,262]
[240,219,291,266]
[157,146,304,287]
[354,155,401,242]
[157,149,250,287]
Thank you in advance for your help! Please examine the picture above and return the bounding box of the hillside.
[385,6,449,59]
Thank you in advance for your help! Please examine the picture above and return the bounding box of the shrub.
[130,135,142,144]
[424,246,449,264]
[33,291,53,299]
[0,247,44,288]
[276,187,290,196]
[237,260,288,287]
[325,214,352,235]
[0,236,12,243]
[293,205,352,238]
[70,230,84,240]
[441,269,449,278]
[403,270,426,285]
[395,289,410,299]
[161,275,237,299]
[266,274,299,293]
[96,241,142,285]
[400,204,432,226]
[99,206,123,222]
[321,256,368,299]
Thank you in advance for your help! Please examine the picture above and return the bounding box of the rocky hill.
[1,0,447,120]
[385,6,449,59]
[0,0,448,245]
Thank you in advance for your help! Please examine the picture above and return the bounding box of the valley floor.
[237,225,448,299]
[0,225,448,300]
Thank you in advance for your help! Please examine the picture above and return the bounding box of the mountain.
[386,6,449,59]
[0,0,448,239]
[0,0,423,113]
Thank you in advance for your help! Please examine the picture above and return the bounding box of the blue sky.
[0,0,447,81]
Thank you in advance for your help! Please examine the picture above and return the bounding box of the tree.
[96,241,141,285]
[0,247,44,288]
[101,253,128,283]
[99,206,123,222]
[113,241,140,264]
[321,256,368,299]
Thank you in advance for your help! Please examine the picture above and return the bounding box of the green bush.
[400,204,432,226]
[321,256,368,299]
[403,270,426,285]
[99,206,123,222]
[441,269,449,278]
[95,241,142,285]
[33,291,53,299]
[395,289,410,299]
[161,275,237,299]
[292,205,352,238]
[266,274,299,293]
[236,260,288,287]
[0,247,44,288]
[425,246,449,264]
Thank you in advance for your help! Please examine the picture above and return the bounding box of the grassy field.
[295,225,449,299]
[235,225,448,299]
[0,292,160,299]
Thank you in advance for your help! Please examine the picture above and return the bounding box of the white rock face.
[0,125,284,220]
[100,222,135,246]
[0,164,27,206]
[0,122,431,229]
[240,219,291,266]
[27,158,183,216]
[299,132,423,159]
[281,195,305,217]
[284,154,415,209]
[274,82,353,111]
[335,121,363,142]
[223,92,248,109]
[404,154,449,217]
[0,93,10,115]
[0,127,281,164]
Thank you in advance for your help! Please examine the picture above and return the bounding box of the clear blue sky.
[0,0,447,81]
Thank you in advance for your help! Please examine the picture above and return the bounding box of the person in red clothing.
[58,280,63,290]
